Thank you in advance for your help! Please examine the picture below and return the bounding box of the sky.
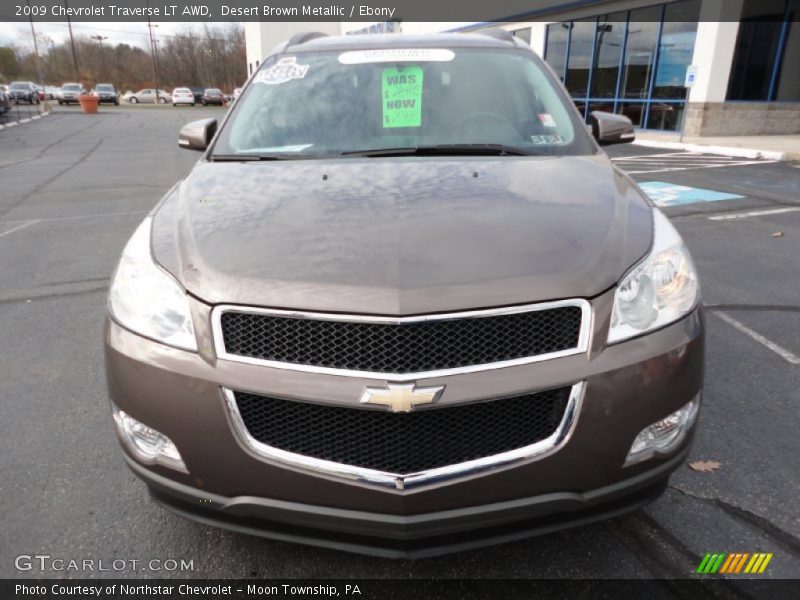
[0,21,217,50]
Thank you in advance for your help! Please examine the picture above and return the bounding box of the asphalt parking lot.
[1,105,799,583]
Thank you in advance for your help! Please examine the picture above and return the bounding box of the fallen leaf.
[772,232,784,237]
[689,460,721,473]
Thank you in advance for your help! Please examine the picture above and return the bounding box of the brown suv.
[105,31,703,558]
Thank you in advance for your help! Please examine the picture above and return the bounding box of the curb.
[632,139,788,161]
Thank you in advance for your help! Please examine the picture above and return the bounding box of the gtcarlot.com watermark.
[15,554,194,573]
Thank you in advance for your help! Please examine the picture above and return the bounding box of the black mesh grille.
[220,306,583,374]
[234,387,571,474]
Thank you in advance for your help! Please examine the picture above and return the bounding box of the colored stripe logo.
[697,552,773,574]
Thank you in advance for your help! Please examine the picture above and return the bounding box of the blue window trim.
[582,18,600,119]
[767,0,792,101]
[613,11,631,114]
[564,23,573,85]
[643,4,667,127]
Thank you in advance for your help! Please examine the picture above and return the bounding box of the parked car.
[122,90,135,102]
[58,83,84,105]
[201,88,225,106]
[8,81,40,104]
[93,83,119,105]
[106,31,702,557]
[128,88,170,104]
[189,87,205,104]
[171,87,195,106]
[0,86,11,114]
[44,85,59,100]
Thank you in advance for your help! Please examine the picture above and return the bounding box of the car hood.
[152,155,653,314]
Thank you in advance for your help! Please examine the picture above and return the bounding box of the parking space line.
[0,210,147,225]
[716,312,800,365]
[709,207,800,221]
[0,219,40,239]
[624,161,777,175]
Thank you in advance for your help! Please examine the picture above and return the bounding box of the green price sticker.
[381,66,423,128]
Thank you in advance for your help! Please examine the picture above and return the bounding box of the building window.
[653,0,700,99]
[621,6,662,99]
[590,13,626,99]
[545,23,569,82]
[728,0,800,102]
[775,4,800,100]
[512,27,531,44]
[544,0,701,131]
[565,19,596,98]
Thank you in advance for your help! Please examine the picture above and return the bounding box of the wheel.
[58,100,63,106]
[158,97,166,104]
[130,97,138,104]
[114,100,119,106]
[191,103,195,107]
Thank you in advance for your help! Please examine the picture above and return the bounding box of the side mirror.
[590,111,635,145]
[178,118,217,151]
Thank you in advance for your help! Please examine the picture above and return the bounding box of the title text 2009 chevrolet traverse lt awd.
[105,31,703,558]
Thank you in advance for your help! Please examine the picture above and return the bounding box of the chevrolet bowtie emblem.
[360,383,444,413]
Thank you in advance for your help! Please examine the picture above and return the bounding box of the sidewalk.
[633,131,800,161]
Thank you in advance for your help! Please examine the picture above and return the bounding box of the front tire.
[158,97,166,104]
[130,97,138,104]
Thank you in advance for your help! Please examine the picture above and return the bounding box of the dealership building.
[244,0,800,136]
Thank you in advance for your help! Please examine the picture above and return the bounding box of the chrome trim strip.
[211,300,592,381]
[222,382,585,490]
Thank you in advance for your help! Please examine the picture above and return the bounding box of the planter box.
[78,95,100,114]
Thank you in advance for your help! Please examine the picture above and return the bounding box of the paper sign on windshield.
[254,56,309,85]
[382,66,423,128]
[340,49,454,64]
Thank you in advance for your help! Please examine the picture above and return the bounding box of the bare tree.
[1,23,246,92]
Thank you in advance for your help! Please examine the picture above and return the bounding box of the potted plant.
[78,80,99,114]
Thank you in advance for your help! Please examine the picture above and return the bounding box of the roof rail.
[472,28,515,44]
[286,32,329,47]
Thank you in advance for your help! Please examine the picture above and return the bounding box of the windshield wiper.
[340,144,538,158]
[208,154,308,162]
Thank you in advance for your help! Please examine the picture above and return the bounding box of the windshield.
[174,88,191,93]
[62,84,80,91]
[96,85,113,91]
[213,48,592,158]
[10,83,28,90]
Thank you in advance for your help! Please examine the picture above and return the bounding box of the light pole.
[90,34,108,84]
[146,1,160,100]
[26,0,48,113]
[63,0,80,79]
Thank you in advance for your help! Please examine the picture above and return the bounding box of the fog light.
[624,397,699,466]
[112,408,188,472]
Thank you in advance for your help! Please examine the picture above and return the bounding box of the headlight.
[608,210,699,343]
[108,218,197,351]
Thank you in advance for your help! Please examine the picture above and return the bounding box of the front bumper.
[133,449,678,558]
[105,289,703,554]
